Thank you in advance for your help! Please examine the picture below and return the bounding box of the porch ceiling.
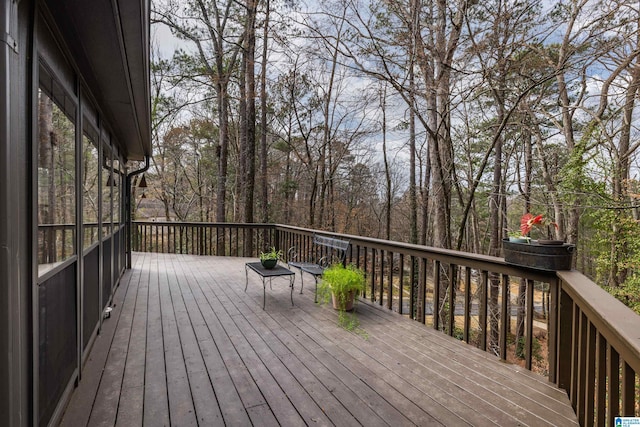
[44,0,151,161]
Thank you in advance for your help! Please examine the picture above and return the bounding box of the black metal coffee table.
[245,262,295,309]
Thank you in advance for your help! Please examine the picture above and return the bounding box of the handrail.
[280,224,557,281]
[128,221,639,426]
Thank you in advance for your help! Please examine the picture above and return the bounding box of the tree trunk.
[381,85,391,240]
[38,95,55,262]
[610,53,640,285]
[259,0,270,224]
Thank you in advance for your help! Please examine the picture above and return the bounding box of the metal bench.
[287,234,350,302]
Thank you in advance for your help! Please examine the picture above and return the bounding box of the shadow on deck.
[60,252,577,426]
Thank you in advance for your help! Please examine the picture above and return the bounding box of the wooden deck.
[59,253,578,426]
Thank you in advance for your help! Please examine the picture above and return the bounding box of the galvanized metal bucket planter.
[502,238,575,271]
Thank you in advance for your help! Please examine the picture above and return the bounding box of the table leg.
[289,275,294,306]
[262,277,266,310]
[244,265,249,292]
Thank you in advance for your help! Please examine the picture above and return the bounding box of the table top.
[245,261,295,277]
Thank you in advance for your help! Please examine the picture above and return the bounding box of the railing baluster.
[433,260,440,330]
[577,312,588,424]
[448,263,456,336]
[409,255,418,319]
[621,361,635,417]
[370,249,376,303]
[200,225,204,254]
[608,346,620,425]
[159,225,163,253]
[500,274,509,361]
[570,302,579,409]
[387,251,393,311]
[525,278,534,371]
[379,250,384,306]
[234,227,239,256]
[585,322,596,427]
[463,267,471,343]
[398,254,405,315]
[61,228,66,260]
[595,332,606,426]
[190,225,194,254]
[419,258,427,324]
[209,225,213,255]
[479,270,488,351]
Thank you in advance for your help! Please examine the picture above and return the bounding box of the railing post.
[556,285,573,391]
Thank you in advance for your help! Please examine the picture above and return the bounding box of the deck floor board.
[60,253,578,426]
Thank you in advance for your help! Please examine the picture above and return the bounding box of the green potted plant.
[317,264,365,311]
[259,247,282,269]
[317,263,367,334]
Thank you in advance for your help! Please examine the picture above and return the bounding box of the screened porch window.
[37,73,77,275]
[37,66,77,275]
[102,145,113,237]
[82,129,99,249]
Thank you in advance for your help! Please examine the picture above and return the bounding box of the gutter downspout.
[125,155,149,268]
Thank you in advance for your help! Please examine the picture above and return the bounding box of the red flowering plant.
[519,213,557,241]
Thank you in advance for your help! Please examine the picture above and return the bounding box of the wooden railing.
[37,223,123,265]
[131,221,275,256]
[557,271,640,425]
[37,223,76,264]
[130,221,640,425]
